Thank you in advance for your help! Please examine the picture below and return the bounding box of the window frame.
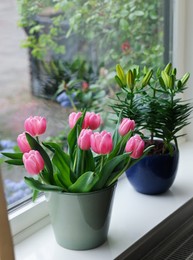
[9,195,49,244]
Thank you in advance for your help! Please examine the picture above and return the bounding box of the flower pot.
[45,182,117,250]
[125,144,179,195]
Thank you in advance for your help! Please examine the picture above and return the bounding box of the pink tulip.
[24,116,47,136]
[68,112,82,128]
[78,129,92,150]
[83,112,101,130]
[17,132,31,153]
[118,118,135,136]
[125,134,145,159]
[90,131,113,155]
[23,150,44,175]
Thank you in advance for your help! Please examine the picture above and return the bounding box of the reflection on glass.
[0,0,167,209]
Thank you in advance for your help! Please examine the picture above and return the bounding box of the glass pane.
[0,0,170,209]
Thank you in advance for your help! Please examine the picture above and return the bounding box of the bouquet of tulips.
[2,111,151,200]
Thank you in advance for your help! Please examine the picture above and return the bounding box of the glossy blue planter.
[126,146,179,195]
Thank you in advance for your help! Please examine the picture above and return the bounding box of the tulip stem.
[100,155,105,173]
[68,94,77,112]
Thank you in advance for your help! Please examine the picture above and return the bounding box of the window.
[0,0,173,242]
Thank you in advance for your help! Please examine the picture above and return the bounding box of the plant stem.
[68,94,77,111]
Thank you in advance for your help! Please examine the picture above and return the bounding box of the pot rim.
[45,181,117,196]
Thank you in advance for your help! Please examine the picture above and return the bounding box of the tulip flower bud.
[68,112,82,129]
[125,134,145,159]
[17,132,31,153]
[83,112,101,130]
[24,116,47,136]
[23,150,44,175]
[91,131,113,155]
[119,118,135,136]
[78,129,92,150]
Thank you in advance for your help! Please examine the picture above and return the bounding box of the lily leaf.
[68,171,99,193]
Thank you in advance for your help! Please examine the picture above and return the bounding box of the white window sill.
[14,141,193,259]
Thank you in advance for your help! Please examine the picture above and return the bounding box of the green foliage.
[43,58,107,112]
[112,63,193,155]
[17,0,164,67]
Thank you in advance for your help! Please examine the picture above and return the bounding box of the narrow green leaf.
[115,75,124,88]
[4,159,23,165]
[2,152,23,160]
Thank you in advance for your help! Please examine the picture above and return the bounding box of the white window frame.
[10,0,193,244]
[172,0,193,142]
[9,196,49,244]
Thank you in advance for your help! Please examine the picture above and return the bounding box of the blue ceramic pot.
[126,144,179,195]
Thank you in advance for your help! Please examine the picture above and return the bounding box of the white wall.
[173,0,193,141]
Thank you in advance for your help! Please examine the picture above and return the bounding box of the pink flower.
[23,150,44,175]
[68,112,82,128]
[121,41,131,53]
[90,131,113,155]
[125,134,145,159]
[24,116,47,136]
[82,81,89,91]
[78,129,92,150]
[119,118,135,136]
[17,132,31,153]
[83,112,101,130]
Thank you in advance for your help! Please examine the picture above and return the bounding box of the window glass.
[0,0,170,209]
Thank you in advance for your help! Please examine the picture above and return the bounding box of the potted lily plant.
[112,63,193,194]
[2,111,150,250]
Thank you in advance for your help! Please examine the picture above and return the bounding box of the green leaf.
[25,133,53,177]
[43,142,72,187]
[67,113,84,156]
[53,172,68,191]
[68,171,99,193]
[1,152,23,160]
[4,159,23,165]
[94,153,130,190]
[24,177,64,192]
[115,75,124,88]
[32,189,39,202]
[109,131,132,160]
